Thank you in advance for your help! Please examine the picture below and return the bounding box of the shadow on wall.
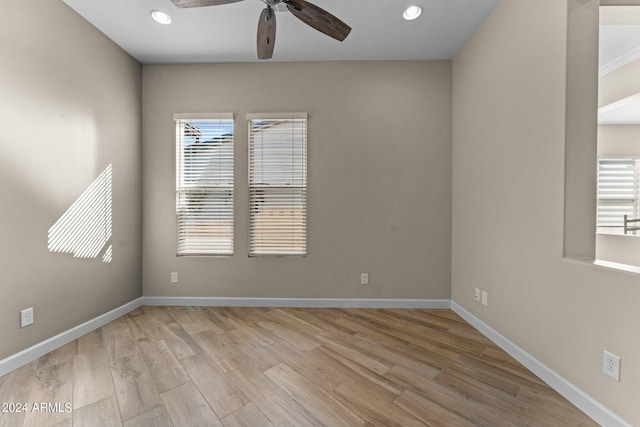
[47,164,113,263]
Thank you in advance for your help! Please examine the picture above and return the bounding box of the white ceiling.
[599,26,640,76]
[61,0,499,64]
[599,6,640,125]
[599,93,640,125]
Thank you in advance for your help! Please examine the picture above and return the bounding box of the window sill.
[593,259,640,275]
[596,230,640,237]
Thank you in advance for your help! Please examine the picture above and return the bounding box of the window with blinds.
[248,114,307,256]
[175,114,234,255]
[597,158,640,231]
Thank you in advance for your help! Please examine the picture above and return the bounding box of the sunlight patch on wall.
[48,164,113,262]
[102,245,113,263]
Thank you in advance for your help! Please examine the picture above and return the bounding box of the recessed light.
[403,5,422,21]
[150,9,172,25]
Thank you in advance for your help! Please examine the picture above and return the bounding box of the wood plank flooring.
[0,307,598,426]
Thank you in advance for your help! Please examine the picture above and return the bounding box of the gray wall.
[598,126,640,157]
[0,0,142,359]
[142,61,451,300]
[452,0,640,424]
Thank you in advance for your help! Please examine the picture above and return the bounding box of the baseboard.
[142,296,451,309]
[0,297,143,378]
[451,301,632,427]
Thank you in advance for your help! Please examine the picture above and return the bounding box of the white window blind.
[175,114,234,255]
[248,114,307,256]
[597,158,640,230]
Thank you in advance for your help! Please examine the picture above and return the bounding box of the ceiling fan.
[170,0,351,60]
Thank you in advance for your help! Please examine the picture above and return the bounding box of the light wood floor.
[0,307,598,427]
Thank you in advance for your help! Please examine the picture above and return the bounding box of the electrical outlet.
[360,273,369,285]
[171,272,178,283]
[603,351,621,381]
[474,288,481,302]
[481,291,488,306]
[20,307,34,328]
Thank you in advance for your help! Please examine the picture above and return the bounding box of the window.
[248,113,307,256]
[175,114,234,255]
[597,158,640,233]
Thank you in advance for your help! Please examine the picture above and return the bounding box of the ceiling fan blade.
[285,0,351,42]
[257,7,277,60]
[170,0,243,8]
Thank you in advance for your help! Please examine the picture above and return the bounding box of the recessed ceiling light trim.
[403,5,422,21]
[150,9,172,25]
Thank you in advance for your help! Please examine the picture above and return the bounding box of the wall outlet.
[171,272,178,283]
[360,273,369,285]
[481,291,488,306]
[603,351,621,381]
[474,288,481,302]
[20,307,34,328]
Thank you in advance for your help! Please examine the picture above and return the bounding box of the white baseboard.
[0,297,143,378]
[142,296,451,309]
[451,301,632,427]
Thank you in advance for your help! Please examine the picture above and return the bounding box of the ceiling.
[599,26,640,76]
[599,93,640,125]
[599,6,640,125]
[61,0,499,64]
